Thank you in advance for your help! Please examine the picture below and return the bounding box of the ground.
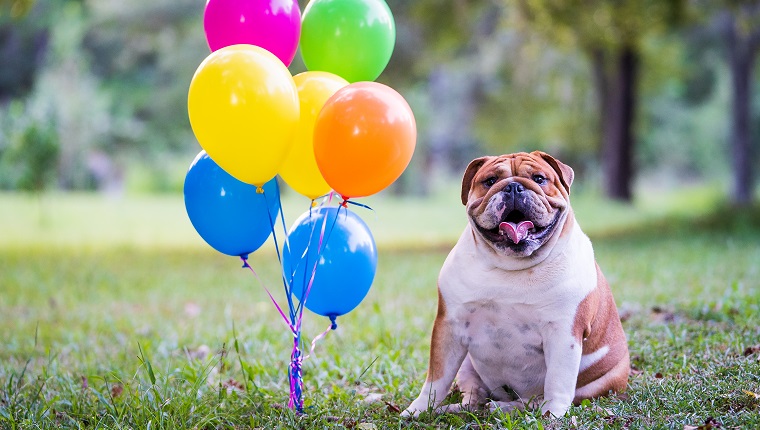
[1,186,759,429]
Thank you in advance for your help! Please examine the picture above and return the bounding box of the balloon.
[283,206,377,317]
[300,0,395,82]
[187,44,300,186]
[279,72,349,200]
[204,0,301,66]
[184,151,280,257]
[313,81,416,199]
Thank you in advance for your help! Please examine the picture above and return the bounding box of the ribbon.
[241,190,374,412]
[241,189,344,413]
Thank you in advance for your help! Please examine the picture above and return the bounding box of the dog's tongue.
[499,221,534,244]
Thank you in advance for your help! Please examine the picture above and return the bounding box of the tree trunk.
[726,13,759,206]
[593,46,638,202]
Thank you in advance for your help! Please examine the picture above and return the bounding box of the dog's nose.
[504,182,524,195]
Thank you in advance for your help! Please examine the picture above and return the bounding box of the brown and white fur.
[402,151,629,418]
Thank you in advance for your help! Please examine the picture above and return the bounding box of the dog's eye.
[483,177,498,188]
[532,174,547,185]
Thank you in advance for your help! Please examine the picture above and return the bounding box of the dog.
[402,151,629,418]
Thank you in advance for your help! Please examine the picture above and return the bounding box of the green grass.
[0,181,727,249]
[1,187,759,429]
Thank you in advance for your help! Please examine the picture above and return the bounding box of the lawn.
[1,187,759,429]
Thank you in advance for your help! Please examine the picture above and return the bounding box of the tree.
[83,0,207,157]
[0,0,34,18]
[718,4,760,205]
[6,120,59,192]
[515,0,686,201]
[381,0,505,194]
[0,1,49,102]
[383,1,606,194]
[682,0,760,205]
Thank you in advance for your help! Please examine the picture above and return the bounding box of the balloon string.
[240,256,294,333]
[292,192,336,316]
[288,318,336,410]
[314,191,333,201]
[293,196,328,308]
[263,184,307,412]
[294,204,340,332]
[304,317,337,360]
[241,255,307,412]
[262,185,296,323]
[287,196,342,412]
[274,182,297,319]
[274,180,291,252]
[255,190,340,413]
[340,198,374,212]
[244,189,347,414]
[288,336,304,411]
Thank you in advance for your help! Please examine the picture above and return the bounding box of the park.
[2,0,760,428]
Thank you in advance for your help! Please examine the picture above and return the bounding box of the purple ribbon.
[241,192,342,413]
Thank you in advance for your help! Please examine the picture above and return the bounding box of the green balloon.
[300,0,395,83]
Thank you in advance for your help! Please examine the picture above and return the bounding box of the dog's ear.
[461,156,492,205]
[535,151,574,193]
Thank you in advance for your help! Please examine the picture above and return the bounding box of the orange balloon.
[313,82,416,199]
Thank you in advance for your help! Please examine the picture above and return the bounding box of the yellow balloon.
[188,44,299,186]
[279,71,348,199]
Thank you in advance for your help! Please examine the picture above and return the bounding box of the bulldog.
[402,151,629,418]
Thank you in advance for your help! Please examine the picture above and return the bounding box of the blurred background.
[1,0,758,206]
[3,3,760,427]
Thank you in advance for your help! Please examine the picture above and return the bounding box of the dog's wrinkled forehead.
[476,154,547,179]
[461,151,574,205]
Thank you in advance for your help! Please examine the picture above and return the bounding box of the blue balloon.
[283,206,377,318]
[184,151,280,257]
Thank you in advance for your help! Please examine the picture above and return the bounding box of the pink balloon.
[204,0,301,66]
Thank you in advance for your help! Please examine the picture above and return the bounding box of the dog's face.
[461,151,574,257]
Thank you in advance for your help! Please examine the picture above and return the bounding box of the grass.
[1,185,759,429]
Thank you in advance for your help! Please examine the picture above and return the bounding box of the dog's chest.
[454,301,550,389]
[457,300,544,352]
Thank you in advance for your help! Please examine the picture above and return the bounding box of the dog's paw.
[401,399,429,418]
[487,400,524,413]
[400,407,421,418]
[438,402,476,414]
[402,402,475,418]
[540,400,570,418]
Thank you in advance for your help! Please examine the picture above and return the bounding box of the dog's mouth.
[475,209,561,250]
[499,210,535,244]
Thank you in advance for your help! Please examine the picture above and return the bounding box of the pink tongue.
[499,221,534,244]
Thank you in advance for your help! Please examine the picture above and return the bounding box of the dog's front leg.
[541,323,583,417]
[402,291,467,417]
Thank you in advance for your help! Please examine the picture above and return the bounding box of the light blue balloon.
[283,206,377,318]
[184,151,280,257]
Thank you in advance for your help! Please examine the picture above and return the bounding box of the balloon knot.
[256,186,264,194]
[311,200,318,208]
[340,200,348,208]
[329,315,338,331]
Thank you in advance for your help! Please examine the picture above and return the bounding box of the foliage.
[474,27,598,167]
[2,116,58,192]
[0,1,50,99]
[0,0,757,198]
[0,0,36,18]
[83,0,206,157]
[0,1,113,190]
[513,0,687,51]
[636,34,730,179]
